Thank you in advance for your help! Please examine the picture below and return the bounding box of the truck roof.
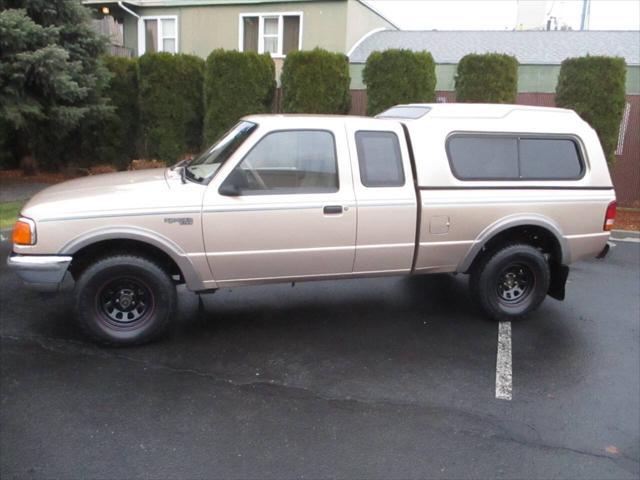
[244,103,580,125]
[377,103,579,120]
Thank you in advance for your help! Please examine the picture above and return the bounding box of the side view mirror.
[218,182,241,196]
[219,169,247,196]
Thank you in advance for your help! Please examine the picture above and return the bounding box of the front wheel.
[74,255,177,346]
[470,244,550,321]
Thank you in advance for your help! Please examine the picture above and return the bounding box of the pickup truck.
[8,103,616,345]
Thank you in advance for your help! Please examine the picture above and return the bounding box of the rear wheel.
[470,244,550,321]
[74,255,177,346]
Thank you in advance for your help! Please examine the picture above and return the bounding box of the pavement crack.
[3,332,637,471]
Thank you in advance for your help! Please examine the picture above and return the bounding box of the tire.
[74,254,177,346]
[469,243,550,321]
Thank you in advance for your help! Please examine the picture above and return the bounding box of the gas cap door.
[429,215,451,234]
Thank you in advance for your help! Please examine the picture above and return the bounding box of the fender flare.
[59,226,207,291]
[457,213,570,273]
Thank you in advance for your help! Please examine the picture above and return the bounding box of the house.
[347,29,640,207]
[83,0,397,61]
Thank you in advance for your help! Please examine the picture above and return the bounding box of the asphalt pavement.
[1,235,638,479]
[0,181,50,203]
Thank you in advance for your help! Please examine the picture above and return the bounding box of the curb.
[611,229,640,239]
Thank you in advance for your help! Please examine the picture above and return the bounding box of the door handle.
[323,205,343,215]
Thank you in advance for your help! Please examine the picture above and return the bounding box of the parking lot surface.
[1,236,638,479]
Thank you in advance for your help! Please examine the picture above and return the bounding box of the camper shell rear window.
[446,133,585,181]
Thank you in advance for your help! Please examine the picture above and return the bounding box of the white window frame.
[238,12,303,58]
[138,15,179,55]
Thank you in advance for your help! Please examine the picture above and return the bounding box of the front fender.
[59,226,210,291]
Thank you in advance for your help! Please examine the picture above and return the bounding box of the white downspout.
[118,1,140,19]
[117,2,144,55]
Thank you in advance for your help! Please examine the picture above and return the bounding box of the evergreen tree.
[0,1,110,171]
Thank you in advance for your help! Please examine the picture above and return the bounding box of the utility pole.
[580,0,591,30]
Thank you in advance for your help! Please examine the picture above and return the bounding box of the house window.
[140,16,178,54]
[240,13,302,57]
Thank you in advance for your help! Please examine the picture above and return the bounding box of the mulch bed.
[0,169,70,184]
[617,209,640,232]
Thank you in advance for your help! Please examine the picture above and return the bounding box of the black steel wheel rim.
[96,277,154,329]
[496,262,535,305]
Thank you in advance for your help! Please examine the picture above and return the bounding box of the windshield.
[185,121,257,183]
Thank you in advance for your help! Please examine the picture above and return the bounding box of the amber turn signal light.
[12,218,36,245]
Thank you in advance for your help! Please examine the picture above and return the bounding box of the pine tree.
[0,0,111,171]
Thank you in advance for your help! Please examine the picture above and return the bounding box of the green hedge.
[81,56,139,169]
[281,48,350,114]
[556,56,626,165]
[139,52,204,162]
[455,53,518,103]
[203,50,275,146]
[363,49,436,116]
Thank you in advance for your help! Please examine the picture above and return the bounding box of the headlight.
[12,217,37,245]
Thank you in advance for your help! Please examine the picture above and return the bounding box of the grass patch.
[0,201,23,229]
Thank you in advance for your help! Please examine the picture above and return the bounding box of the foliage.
[79,56,139,170]
[362,49,436,116]
[281,48,350,114]
[138,52,204,162]
[455,53,518,103]
[0,200,24,229]
[0,118,18,170]
[0,1,110,170]
[203,49,275,146]
[555,56,627,165]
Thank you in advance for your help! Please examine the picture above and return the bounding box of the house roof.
[349,30,640,65]
[83,0,329,6]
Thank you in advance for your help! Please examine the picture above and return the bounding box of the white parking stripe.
[496,321,513,401]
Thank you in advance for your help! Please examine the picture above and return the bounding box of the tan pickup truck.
[8,104,616,345]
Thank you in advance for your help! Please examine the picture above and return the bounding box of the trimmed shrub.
[80,56,139,170]
[555,56,627,165]
[363,49,436,116]
[139,52,204,162]
[281,48,350,114]
[455,53,518,103]
[203,50,275,146]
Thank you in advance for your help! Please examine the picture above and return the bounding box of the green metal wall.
[349,63,640,94]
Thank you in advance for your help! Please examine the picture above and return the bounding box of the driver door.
[202,125,357,286]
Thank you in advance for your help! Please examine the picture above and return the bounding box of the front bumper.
[7,254,73,292]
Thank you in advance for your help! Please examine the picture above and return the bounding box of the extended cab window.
[221,130,338,195]
[447,134,584,180]
[355,131,405,187]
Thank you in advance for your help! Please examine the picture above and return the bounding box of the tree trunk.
[19,153,38,176]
